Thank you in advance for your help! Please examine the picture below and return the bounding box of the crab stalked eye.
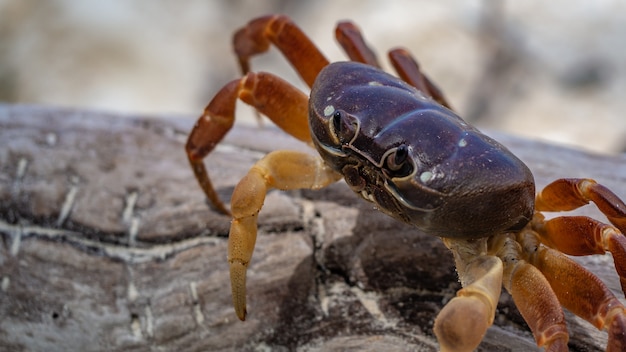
[392,145,408,168]
[331,110,343,133]
[384,145,413,178]
[329,109,359,144]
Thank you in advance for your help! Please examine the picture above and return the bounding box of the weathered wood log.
[1,104,625,351]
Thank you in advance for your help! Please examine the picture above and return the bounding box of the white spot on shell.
[458,138,467,147]
[323,105,335,117]
[368,81,383,86]
[420,171,433,183]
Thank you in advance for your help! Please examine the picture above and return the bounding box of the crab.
[185,15,626,351]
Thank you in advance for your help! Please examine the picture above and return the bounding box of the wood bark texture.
[1,104,625,351]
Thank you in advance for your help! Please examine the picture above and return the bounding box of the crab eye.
[384,145,413,178]
[331,110,343,133]
[392,145,408,168]
[329,109,358,144]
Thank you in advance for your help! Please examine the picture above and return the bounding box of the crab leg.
[228,150,341,320]
[335,21,381,67]
[233,14,330,88]
[435,239,503,352]
[332,21,452,109]
[388,48,452,109]
[186,72,312,214]
[534,178,626,294]
[494,234,569,351]
[520,232,626,351]
[535,216,626,295]
[535,178,626,233]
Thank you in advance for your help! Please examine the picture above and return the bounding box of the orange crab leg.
[493,234,569,351]
[335,21,381,67]
[534,178,626,294]
[523,234,626,351]
[536,216,626,295]
[504,262,569,351]
[233,14,330,88]
[186,72,312,214]
[535,178,626,233]
[388,48,452,109]
[333,21,452,109]
[228,150,341,320]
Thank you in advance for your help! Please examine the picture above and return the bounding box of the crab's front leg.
[434,239,504,352]
[229,150,341,320]
[437,236,569,351]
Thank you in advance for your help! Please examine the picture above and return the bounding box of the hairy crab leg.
[534,178,626,294]
[387,48,452,109]
[435,239,503,352]
[228,150,341,320]
[186,72,312,214]
[493,234,569,351]
[519,231,626,351]
[233,14,330,88]
[335,21,381,67]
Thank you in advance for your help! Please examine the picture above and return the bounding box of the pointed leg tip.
[230,260,249,322]
[236,307,247,321]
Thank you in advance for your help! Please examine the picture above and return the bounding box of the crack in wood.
[144,306,154,338]
[0,220,222,263]
[56,184,79,227]
[9,223,22,256]
[122,191,138,224]
[189,281,205,325]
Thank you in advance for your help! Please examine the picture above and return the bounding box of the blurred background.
[1,0,625,153]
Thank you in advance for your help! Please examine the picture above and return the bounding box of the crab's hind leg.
[519,232,626,351]
[229,150,341,320]
[534,178,626,295]
[186,72,313,214]
[535,178,626,232]
[333,21,452,109]
[434,239,503,352]
[234,15,330,88]
[388,48,452,109]
[335,21,381,67]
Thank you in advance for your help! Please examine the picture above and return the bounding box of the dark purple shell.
[309,61,535,239]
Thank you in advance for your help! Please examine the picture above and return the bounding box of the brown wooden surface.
[1,104,625,351]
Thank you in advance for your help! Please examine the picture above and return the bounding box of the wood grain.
[1,104,625,351]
